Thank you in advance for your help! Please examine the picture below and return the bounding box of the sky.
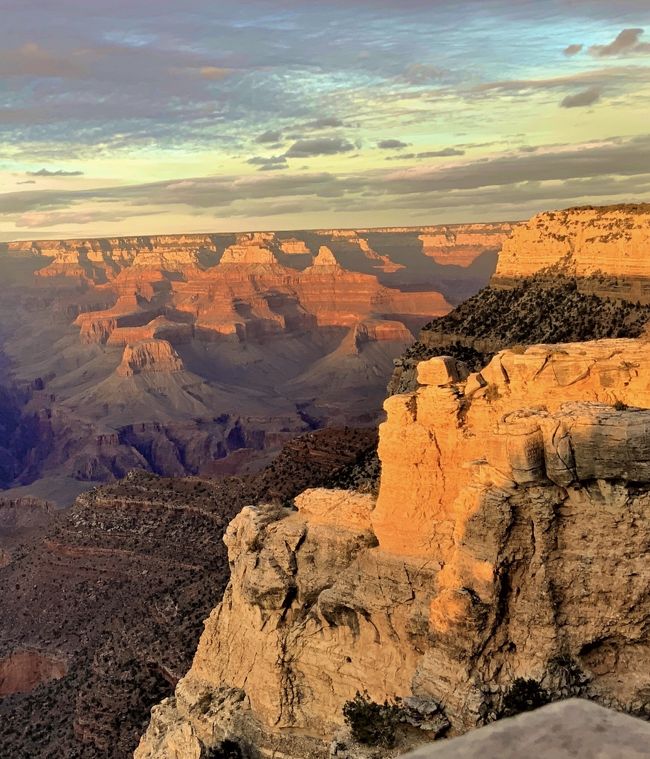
[0,0,649,240]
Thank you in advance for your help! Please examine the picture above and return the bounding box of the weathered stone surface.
[137,336,650,759]
[400,700,650,758]
[417,356,468,387]
[374,338,650,557]
[295,488,375,531]
[117,340,185,377]
[494,205,650,291]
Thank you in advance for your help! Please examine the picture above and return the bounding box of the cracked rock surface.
[136,337,650,759]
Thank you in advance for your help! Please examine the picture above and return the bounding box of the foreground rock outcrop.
[0,428,378,758]
[137,337,650,758]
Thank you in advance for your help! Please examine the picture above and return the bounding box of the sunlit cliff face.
[1,0,650,240]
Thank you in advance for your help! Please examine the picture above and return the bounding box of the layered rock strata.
[0,223,506,496]
[117,340,185,377]
[137,337,650,758]
[493,205,650,301]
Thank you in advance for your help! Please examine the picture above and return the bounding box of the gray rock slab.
[401,699,650,758]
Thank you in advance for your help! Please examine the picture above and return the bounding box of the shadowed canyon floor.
[0,224,508,504]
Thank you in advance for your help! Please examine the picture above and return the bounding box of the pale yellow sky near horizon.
[1,1,649,241]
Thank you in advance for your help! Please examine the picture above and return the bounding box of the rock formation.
[419,223,515,267]
[137,337,650,759]
[391,205,650,395]
[280,239,311,256]
[3,224,494,499]
[117,340,185,377]
[0,428,378,758]
[493,205,650,302]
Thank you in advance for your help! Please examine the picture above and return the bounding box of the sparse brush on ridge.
[391,274,650,394]
[343,691,405,747]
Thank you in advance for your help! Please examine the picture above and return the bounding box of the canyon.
[129,205,650,759]
[2,205,650,759]
[0,224,508,504]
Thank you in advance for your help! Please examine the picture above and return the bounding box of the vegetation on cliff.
[391,275,650,393]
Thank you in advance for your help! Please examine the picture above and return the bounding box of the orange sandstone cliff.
[136,336,650,759]
[493,205,650,301]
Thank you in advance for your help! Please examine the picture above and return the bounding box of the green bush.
[343,691,403,748]
[500,678,550,718]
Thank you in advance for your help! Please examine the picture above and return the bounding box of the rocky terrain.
[0,427,378,758]
[402,700,650,759]
[0,224,507,504]
[391,206,650,393]
[137,338,650,759]
[5,205,650,759]
[493,205,650,294]
[129,204,650,759]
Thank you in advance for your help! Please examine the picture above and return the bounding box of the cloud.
[381,136,650,194]
[472,68,632,95]
[15,209,145,229]
[564,44,583,56]
[589,28,650,57]
[255,130,283,144]
[386,147,465,160]
[4,135,648,220]
[418,148,465,158]
[199,66,231,80]
[560,87,601,108]
[285,137,355,157]
[401,63,446,83]
[302,117,344,130]
[247,155,289,171]
[378,139,410,150]
[27,168,85,176]
[0,42,88,78]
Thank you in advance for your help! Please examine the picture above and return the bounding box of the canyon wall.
[136,336,650,759]
[390,205,650,395]
[493,205,650,302]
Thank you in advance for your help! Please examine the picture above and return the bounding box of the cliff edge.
[136,336,650,758]
[391,205,650,394]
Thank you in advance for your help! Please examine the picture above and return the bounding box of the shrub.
[613,399,628,411]
[343,691,403,747]
[204,740,242,759]
[500,678,550,718]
